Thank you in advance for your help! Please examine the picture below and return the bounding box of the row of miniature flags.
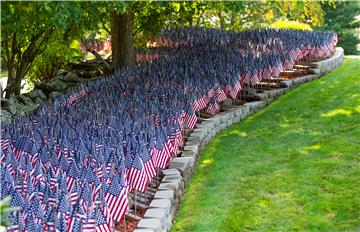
[1,28,337,231]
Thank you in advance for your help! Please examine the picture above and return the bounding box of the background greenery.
[1,1,359,95]
[319,1,360,55]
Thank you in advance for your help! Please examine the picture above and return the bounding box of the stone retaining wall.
[312,47,344,75]
[134,47,345,232]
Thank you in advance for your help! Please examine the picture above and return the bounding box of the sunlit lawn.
[172,57,360,231]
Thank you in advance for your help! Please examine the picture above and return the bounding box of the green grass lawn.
[172,57,360,232]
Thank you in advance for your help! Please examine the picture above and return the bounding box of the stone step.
[161,168,181,177]
[137,218,162,232]
[149,199,172,215]
[144,208,167,221]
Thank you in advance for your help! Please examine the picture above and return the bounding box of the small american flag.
[95,206,111,232]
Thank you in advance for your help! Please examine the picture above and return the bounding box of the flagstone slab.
[172,156,195,167]
[168,161,187,176]
[234,107,244,117]
[144,208,167,221]
[218,112,230,123]
[197,119,215,128]
[149,199,172,214]
[183,144,198,154]
[208,116,221,126]
[134,229,155,232]
[309,68,320,74]
[137,219,162,232]
[158,182,179,192]
[154,190,175,202]
[190,131,205,141]
[162,175,182,186]
[194,125,211,134]
[254,92,268,100]
[280,80,293,88]
[244,101,263,111]
[186,139,200,147]
[181,150,197,159]
[161,168,181,177]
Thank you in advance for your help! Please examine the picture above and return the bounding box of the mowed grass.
[172,57,360,232]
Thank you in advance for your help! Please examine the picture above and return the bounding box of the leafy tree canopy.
[1,1,328,97]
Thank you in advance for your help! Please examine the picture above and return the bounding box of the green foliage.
[172,57,360,231]
[0,196,20,228]
[273,0,324,26]
[1,1,329,95]
[319,1,360,55]
[270,18,312,31]
[28,32,83,84]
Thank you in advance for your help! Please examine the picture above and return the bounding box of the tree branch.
[101,18,111,34]
[87,49,112,71]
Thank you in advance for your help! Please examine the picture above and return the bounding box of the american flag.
[0,138,9,154]
[57,213,67,232]
[83,209,97,232]
[207,97,219,115]
[215,88,227,102]
[104,174,128,222]
[126,151,148,192]
[141,145,157,180]
[1,29,339,230]
[26,212,37,232]
[67,161,79,192]
[95,206,111,232]
[48,189,58,207]
[70,182,79,206]
[58,190,68,214]
[45,207,56,231]
[10,189,24,208]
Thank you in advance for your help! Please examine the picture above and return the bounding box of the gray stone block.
[280,80,293,88]
[254,92,268,100]
[219,123,227,130]
[173,156,195,170]
[244,101,263,111]
[194,125,210,134]
[161,168,181,177]
[309,68,320,74]
[190,131,205,141]
[168,162,187,175]
[234,107,243,116]
[158,182,179,192]
[217,112,228,123]
[233,113,242,122]
[162,175,182,185]
[149,199,171,210]
[265,97,273,105]
[137,218,162,232]
[134,229,155,232]
[144,208,167,221]
[186,139,200,147]
[198,120,215,128]
[181,150,197,159]
[183,144,198,154]
[209,116,221,126]
[155,190,175,202]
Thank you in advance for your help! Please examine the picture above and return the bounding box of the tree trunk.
[5,74,21,98]
[111,9,135,70]
[217,11,225,29]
